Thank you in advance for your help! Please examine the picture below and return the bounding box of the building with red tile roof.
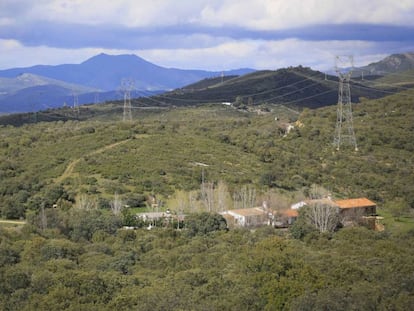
[334,197,377,225]
[335,198,376,210]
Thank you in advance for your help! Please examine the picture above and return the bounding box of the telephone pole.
[333,56,358,151]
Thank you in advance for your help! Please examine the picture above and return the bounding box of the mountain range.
[0,53,253,113]
[0,52,414,114]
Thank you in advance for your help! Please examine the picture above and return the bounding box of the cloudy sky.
[1,0,414,71]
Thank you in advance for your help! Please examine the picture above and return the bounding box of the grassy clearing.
[0,219,26,227]
[377,208,414,234]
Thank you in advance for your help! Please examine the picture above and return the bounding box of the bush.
[185,212,228,237]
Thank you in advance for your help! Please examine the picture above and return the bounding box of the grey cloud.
[1,20,414,51]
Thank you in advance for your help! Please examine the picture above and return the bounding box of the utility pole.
[120,78,134,122]
[333,56,358,151]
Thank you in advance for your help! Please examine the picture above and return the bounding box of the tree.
[307,184,330,199]
[234,96,244,107]
[304,201,340,233]
[201,182,215,212]
[1,198,25,219]
[200,181,232,213]
[68,209,122,241]
[43,184,71,208]
[247,97,253,106]
[185,212,227,236]
[233,185,256,209]
[216,181,231,212]
[110,193,123,216]
[76,194,97,210]
[386,198,410,221]
[290,214,318,240]
[121,207,137,227]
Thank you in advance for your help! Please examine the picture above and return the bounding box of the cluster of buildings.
[136,196,383,231]
[220,197,383,231]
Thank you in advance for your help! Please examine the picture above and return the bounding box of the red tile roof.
[334,198,376,209]
[281,209,299,217]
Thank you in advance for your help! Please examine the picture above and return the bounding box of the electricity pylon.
[73,93,80,117]
[333,56,358,151]
[120,78,134,122]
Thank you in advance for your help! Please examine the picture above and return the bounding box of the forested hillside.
[142,66,386,109]
[1,88,413,219]
[1,223,414,310]
[1,83,414,310]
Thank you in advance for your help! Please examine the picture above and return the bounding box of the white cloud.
[0,17,14,26]
[3,0,414,29]
[0,36,410,72]
[197,0,414,29]
[0,38,21,49]
[6,0,208,27]
[138,38,394,71]
[1,1,414,71]
[0,39,104,69]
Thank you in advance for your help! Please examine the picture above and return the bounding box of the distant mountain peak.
[0,52,255,113]
[82,53,148,64]
[361,52,414,75]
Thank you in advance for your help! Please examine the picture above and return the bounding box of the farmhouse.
[334,197,377,216]
[137,211,172,222]
[334,197,378,227]
[221,207,269,228]
[290,197,381,229]
[274,209,299,228]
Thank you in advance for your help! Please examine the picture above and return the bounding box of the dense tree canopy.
[1,223,414,310]
[0,85,413,309]
[1,90,413,221]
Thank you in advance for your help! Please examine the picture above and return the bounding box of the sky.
[1,0,414,71]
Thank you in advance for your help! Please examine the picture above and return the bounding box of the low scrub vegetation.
[0,88,414,309]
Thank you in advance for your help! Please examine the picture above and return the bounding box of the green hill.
[181,75,238,91]
[0,87,413,220]
[137,66,386,109]
[1,85,414,311]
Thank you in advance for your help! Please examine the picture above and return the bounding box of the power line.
[151,71,327,104]
[281,89,337,106]
[350,81,414,96]
[257,81,321,103]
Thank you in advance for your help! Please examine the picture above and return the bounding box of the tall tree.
[110,193,123,216]
[304,201,339,233]
[233,185,256,209]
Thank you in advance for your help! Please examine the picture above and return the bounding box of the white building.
[221,207,268,227]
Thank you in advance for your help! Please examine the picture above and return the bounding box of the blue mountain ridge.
[0,53,254,91]
[0,53,254,113]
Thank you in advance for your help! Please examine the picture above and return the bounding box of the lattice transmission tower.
[120,78,134,122]
[333,56,358,151]
[73,93,80,117]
